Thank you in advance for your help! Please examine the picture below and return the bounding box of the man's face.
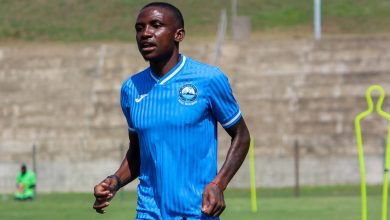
[135,6,182,62]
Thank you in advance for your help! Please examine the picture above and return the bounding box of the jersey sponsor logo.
[179,84,198,105]
[135,94,148,103]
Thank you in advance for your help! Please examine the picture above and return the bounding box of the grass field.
[0,0,390,42]
[0,185,387,220]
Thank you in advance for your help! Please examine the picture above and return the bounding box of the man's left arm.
[30,172,36,189]
[201,117,250,217]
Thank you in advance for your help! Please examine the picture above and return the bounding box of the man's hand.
[17,184,24,193]
[93,177,118,214]
[201,182,226,217]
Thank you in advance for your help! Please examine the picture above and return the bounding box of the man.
[15,164,36,201]
[93,2,250,219]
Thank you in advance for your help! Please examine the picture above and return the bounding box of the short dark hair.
[142,2,184,29]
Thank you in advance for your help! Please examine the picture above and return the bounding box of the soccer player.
[15,164,36,201]
[93,2,250,219]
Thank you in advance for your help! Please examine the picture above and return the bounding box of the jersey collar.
[149,55,187,85]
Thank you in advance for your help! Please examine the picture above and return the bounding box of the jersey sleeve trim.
[221,110,242,128]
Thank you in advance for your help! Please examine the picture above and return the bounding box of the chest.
[130,82,209,130]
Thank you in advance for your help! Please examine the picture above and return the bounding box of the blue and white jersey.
[120,55,241,220]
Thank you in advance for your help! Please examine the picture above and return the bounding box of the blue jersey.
[120,55,241,219]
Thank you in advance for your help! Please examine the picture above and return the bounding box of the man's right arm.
[93,131,140,214]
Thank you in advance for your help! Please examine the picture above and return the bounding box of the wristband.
[107,174,122,191]
[210,181,225,192]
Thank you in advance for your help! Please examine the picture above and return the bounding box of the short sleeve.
[120,84,136,132]
[208,68,242,128]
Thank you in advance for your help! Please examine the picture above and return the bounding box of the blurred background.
[1,0,390,219]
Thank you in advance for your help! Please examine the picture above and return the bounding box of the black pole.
[32,144,37,175]
[32,144,37,197]
[294,140,300,197]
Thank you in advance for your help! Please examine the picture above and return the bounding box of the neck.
[150,51,181,78]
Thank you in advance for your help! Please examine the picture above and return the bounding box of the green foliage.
[0,0,389,41]
[323,0,390,32]
[0,185,385,220]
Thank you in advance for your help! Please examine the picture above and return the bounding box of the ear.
[174,28,185,43]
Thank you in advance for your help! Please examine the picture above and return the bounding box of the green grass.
[0,0,390,42]
[0,185,387,220]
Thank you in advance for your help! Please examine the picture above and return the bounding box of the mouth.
[140,42,157,52]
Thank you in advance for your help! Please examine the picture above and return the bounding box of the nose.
[141,25,153,39]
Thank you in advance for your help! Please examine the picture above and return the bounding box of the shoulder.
[121,68,150,93]
[26,171,36,178]
[184,56,225,79]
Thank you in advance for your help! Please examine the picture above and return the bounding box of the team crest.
[179,84,198,105]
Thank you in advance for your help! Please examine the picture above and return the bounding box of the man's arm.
[202,117,250,217]
[114,131,141,185]
[29,172,36,189]
[93,131,140,214]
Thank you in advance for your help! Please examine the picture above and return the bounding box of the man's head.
[142,2,184,30]
[135,2,185,62]
[21,164,27,174]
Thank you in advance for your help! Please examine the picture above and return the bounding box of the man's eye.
[153,23,162,28]
[135,26,142,32]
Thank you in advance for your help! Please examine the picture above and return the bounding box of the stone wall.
[1,36,390,192]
